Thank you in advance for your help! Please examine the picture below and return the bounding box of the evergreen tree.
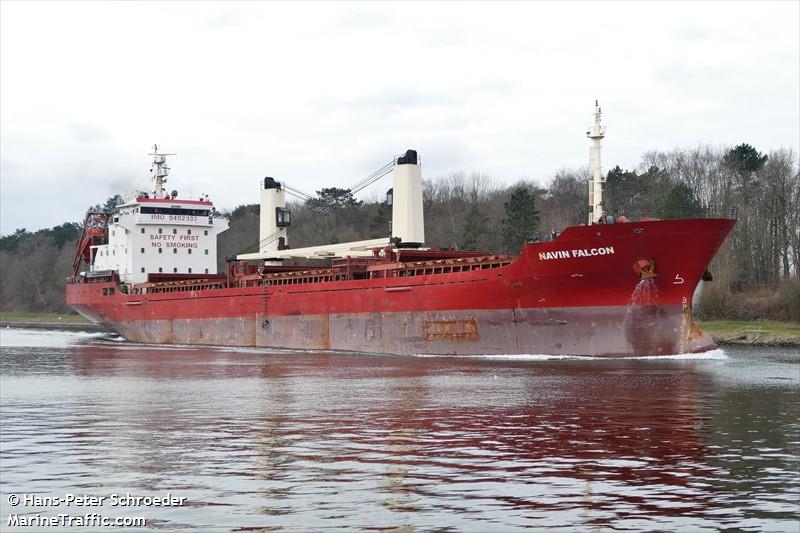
[658,184,705,219]
[725,143,768,173]
[461,201,488,250]
[87,194,125,214]
[368,201,392,237]
[307,187,363,227]
[722,144,768,284]
[216,204,259,264]
[48,223,82,248]
[605,165,641,216]
[0,228,31,253]
[307,188,362,211]
[501,186,540,252]
[102,194,124,212]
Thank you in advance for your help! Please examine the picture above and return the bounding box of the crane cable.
[244,157,398,254]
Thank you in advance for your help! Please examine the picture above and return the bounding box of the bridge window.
[158,228,163,234]
[141,248,144,253]
[205,268,209,274]
[188,249,192,254]
[140,207,210,216]
[173,228,177,234]
[158,267,163,273]
[158,248,163,254]
[204,230,208,236]
[187,229,192,235]
[188,268,192,273]
[205,249,208,255]
[141,228,145,234]
[173,248,177,254]
[173,267,178,273]
[141,267,145,273]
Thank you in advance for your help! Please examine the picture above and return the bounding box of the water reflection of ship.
[379,379,426,524]
[64,343,303,516]
[67,345,717,526]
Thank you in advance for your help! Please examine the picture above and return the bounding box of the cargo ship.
[66,105,735,356]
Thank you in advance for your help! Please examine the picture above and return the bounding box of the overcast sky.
[1,1,798,234]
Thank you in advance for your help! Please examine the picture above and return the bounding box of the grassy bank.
[0,311,91,324]
[698,320,800,346]
[0,311,105,332]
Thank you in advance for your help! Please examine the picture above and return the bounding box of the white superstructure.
[91,148,229,283]
[587,101,606,225]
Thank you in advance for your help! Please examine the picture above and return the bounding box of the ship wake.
[0,328,120,348]
[420,348,728,361]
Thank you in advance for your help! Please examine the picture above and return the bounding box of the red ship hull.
[67,218,735,357]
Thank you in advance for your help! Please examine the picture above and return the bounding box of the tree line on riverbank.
[2,143,798,321]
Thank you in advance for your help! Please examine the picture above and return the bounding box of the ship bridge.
[89,148,229,283]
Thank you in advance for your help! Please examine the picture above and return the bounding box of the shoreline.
[2,318,798,347]
[0,320,109,333]
[698,320,800,348]
[714,336,800,347]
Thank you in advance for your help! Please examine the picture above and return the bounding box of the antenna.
[587,101,606,224]
[148,144,177,199]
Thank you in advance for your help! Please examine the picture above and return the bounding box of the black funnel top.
[397,150,418,166]
[263,177,282,190]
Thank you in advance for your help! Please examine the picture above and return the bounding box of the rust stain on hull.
[423,319,478,341]
[103,305,717,357]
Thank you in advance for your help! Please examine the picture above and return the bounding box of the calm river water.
[1,328,798,532]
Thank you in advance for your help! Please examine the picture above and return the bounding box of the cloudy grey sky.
[1,1,798,233]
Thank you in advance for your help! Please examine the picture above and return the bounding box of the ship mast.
[587,101,606,225]
[148,144,176,200]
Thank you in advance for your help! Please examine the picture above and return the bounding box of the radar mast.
[148,144,176,200]
[587,101,606,224]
